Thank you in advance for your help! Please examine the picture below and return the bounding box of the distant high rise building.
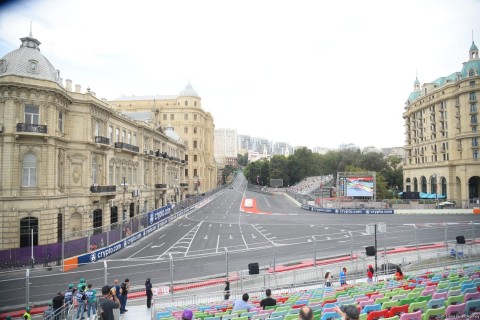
[214,128,238,165]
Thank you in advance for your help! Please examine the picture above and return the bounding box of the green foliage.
[237,153,248,167]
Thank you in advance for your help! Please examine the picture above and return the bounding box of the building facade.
[109,84,217,195]
[0,32,187,249]
[214,128,238,165]
[403,40,480,207]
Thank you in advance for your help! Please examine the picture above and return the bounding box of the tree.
[237,153,248,167]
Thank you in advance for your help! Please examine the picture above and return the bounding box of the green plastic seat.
[284,315,297,320]
[375,297,390,304]
[421,307,446,320]
[415,295,432,303]
[398,298,416,306]
[407,292,420,299]
[408,301,427,313]
[382,300,399,310]
[446,295,464,306]
[384,317,399,320]
[275,307,290,313]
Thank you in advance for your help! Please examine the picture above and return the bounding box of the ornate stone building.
[109,84,217,196]
[403,40,480,207]
[0,32,187,249]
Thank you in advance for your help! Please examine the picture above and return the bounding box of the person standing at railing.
[86,283,97,319]
[339,267,347,286]
[43,301,55,319]
[145,278,153,309]
[366,265,374,284]
[120,278,130,314]
[52,292,64,320]
[224,281,230,301]
[23,306,31,320]
[76,285,87,320]
[324,270,333,287]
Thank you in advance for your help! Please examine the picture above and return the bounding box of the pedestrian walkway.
[119,304,151,320]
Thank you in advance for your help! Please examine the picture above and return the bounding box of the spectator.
[64,283,75,308]
[340,267,347,286]
[112,280,121,320]
[120,278,130,314]
[98,285,120,320]
[23,306,31,320]
[367,265,374,284]
[86,283,97,319]
[224,281,230,301]
[335,305,359,320]
[52,291,64,320]
[145,278,153,309]
[43,301,55,318]
[394,266,404,281]
[260,289,276,309]
[299,306,313,320]
[76,285,87,320]
[233,293,251,311]
[324,270,332,287]
[182,309,193,320]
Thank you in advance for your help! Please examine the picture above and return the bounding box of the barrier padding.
[63,256,78,272]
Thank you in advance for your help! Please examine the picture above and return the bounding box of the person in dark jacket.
[224,281,230,300]
[145,278,153,308]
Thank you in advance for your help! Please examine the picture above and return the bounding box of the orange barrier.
[63,256,79,272]
[474,207,480,214]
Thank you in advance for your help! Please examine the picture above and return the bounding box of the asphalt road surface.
[1,173,479,310]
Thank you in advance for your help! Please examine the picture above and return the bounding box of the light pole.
[434,174,438,208]
[122,177,127,222]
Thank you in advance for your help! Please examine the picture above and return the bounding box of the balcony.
[114,142,139,154]
[15,123,48,140]
[94,136,110,147]
[155,183,167,190]
[180,182,189,189]
[90,185,116,193]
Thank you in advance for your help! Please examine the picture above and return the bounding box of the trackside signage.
[148,204,172,226]
[301,205,394,214]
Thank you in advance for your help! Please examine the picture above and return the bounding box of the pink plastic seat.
[370,294,384,301]
[399,310,422,320]
[464,292,480,302]
[432,292,447,300]
[355,297,371,304]
[445,303,466,317]
[359,300,375,309]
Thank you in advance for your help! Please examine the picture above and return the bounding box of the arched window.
[57,153,63,188]
[184,127,188,134]
[22,153,37,187]
[20,217,38,247]
[469,69,475,77]
[413,177,418,192]
[57,213,63,242]
[93,209,102,234]
[421,176,427,193]
[194,101,197,107]
[430,176,437,194]
[185,100,188,106]
[194,127,197,134]
[92,158,98,185]
[472,115,478,124]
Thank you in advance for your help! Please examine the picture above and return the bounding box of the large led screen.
[341,176,374,197]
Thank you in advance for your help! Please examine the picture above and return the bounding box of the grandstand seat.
[415,295,432,303]
[270,310,288,318]
[366,309,390,320]
[288,309,300,315]
[445,303,466,317]
[362,304,382,315]
[275,306,290,312]
[251,314,269,320]
[356,297,372,303]
[464,292,480,302]
[223,313,240,320]
[398,310,422,320]
[206,317,221,320]
[284,315,298,320]
[236,317,249,320]
[370,294,384,301]
[445,295,464,306]
[391,295,407,302]
[431,292,447,300]
[427,298,446,309]
[398,298,415,306]
[461,282,474,292]
[407,292,420,300]
[359,300,375,309]
[421,307,446,320]
[320,312,341,320]
[241,312,257,319]
[462,287,477,295]
[310,305,322,311]
[266,317,283,320]
[322,308,336,314]
[465,299,480,315]
[259,309,274,315]
[375,298,390,305]
[408,301,427,313]
[382,301,399,311]
[388,305,409,317]
[323,303,337,310]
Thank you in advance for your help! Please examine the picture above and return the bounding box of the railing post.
[312,236,317,268]
[225,247,229,279]
[61,233,65,272]
[445,222,448,255]
[169,253,174,288]
[104,260,108,285]
[26,268,30,307]
[472,221,475,246]
[271,241,276,274]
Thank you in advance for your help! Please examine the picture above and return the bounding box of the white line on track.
[127,241,153,259]
[216,234,220,253]
[241,234,249,249]
[185,221,203,257]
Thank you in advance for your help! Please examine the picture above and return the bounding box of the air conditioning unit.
[144,150,149,155]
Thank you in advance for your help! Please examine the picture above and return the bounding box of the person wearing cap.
[23,306,31,320]
[43,301,55,318]
[76,284,87,320]
[367,265,374,284]
[145,278,153,309]
[86,283,97,320]
[335,305,359,320]
[98,285,120,320]
[182,309,193,320]
[233,293,251,311]
[64,283,75,308]
[52,291,64,320]
[299,306,313,320]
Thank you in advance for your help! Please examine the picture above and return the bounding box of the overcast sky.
[1,0,479,150]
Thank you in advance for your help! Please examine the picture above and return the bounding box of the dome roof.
[165,124,181,141]
[178,83,200,98]
[414,77,420,85]
[461,60,480,78]
[470,41,478,52]
[0,32,62,86]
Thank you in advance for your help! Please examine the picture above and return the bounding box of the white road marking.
[158,234,166,240]
[216,234,220,253]
[127,241,153,258]
[241,234,249,249]
[151,242,165,248]
[204,235,208,240]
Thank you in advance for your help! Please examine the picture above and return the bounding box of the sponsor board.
[79,242,124,264]
[148,204,172,226]
[301,205,394,214]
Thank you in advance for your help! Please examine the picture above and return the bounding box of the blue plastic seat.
[361,304,381,314]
